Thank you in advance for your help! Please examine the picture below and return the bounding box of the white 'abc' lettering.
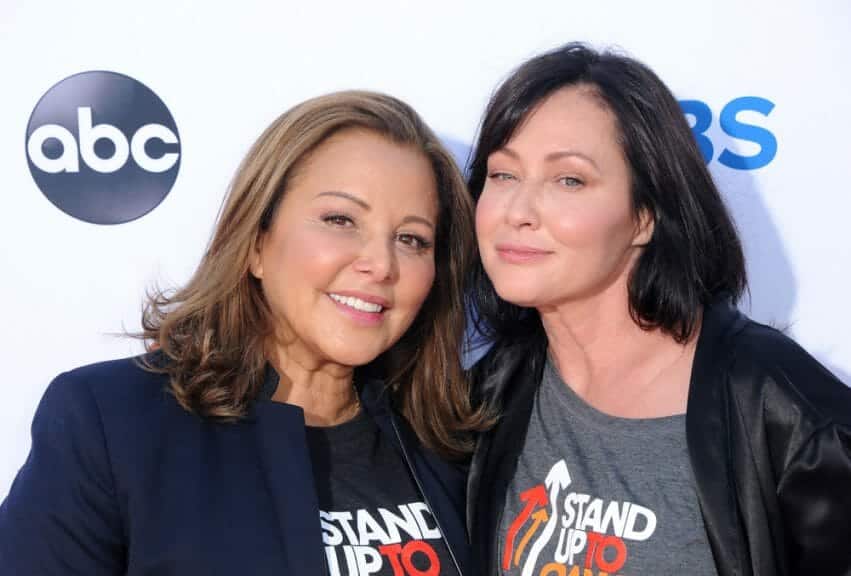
[27,107,179,174]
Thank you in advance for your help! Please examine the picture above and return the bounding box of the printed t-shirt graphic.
[306,410,457,576]
[501,459,657,575]
[497,359,718,576]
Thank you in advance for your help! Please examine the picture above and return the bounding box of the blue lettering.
[718,96,777,170]
[679,99,714,164]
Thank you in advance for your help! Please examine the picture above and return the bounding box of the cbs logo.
[680,97,777,170]
[25,71,181,225]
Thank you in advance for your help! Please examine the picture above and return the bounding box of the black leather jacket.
[467,300,851,575]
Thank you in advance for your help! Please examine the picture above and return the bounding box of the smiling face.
[250,128,438,369]
[475,85,653,311]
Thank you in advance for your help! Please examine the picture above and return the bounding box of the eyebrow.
[315,190,435,230]
[316,190,370,209]
[401,215,435,230]
[496,146,599,170]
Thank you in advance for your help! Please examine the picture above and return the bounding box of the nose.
[504,182,540,229]
[353,236,398,282]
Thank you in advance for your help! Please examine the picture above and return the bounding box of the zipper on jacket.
[389,413,465,576]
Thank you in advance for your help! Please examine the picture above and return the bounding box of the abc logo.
[26,71,181,224]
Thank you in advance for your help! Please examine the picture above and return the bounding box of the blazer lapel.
[252,369,327,575]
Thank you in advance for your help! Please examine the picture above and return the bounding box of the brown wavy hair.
[140,90,489,458]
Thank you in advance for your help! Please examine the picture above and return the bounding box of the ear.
[249,233,265,279]
[632,208,655,247]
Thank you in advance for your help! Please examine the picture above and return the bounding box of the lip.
[494,243,552,264]
[327,291,391,327]
[329,290,391,308]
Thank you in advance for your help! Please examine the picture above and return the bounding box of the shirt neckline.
[541,355,686,434]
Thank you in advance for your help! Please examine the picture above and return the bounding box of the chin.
[492,282,545,308]
[322,342,386,368]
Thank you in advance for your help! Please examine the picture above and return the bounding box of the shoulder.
[16,355,169,508]
[43,353,172,415]
[724,320,851,562]
[733,318,824,368]
[55,353,169,389]
[35,353,181,448]
[0,355,178,573]
[723,313,851,427]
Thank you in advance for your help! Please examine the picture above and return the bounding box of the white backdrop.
[2,0,850,497]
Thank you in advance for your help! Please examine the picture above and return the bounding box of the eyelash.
[558,176,584,187]
[397,233,433,251]
[487,171,516,181]
[488,172,584,188]
[321,213,355,227]
[321,213,432,252]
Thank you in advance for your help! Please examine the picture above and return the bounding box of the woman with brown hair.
[0,91,486,575]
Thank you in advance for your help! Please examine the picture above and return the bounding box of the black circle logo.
[26,71,181,225]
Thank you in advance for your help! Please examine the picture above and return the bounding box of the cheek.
[414,260,437,303]
[546,199,632,250]
[292,228,357,274]
[475,193,500,249]
[263,228,356,310]
[398,257,436,311]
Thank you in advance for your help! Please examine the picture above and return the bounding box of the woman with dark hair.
[466,43,851,575]
[0,90,487,575]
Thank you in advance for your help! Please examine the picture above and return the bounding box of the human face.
[250,129,438,369]
[475,86,652,311]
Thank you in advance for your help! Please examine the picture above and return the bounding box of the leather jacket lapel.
[686,300,749,576]
[467,337,546,574]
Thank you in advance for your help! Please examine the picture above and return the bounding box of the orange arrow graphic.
[502,485,548,570]
[514,508,550,566]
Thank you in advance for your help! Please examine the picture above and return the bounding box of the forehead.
[503,86,623,159]
[286,128,439,215]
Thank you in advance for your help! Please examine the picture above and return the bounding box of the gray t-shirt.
[497,358,717,576]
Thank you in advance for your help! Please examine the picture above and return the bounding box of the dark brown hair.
[468,43,747,343]
[141,90,488,458]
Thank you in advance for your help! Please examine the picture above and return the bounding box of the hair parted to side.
[141,90,489,458]
[468,42,747,344]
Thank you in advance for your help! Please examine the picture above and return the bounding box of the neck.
[539,283,642,386]
[538,279,698,418]
[267,341,360,427]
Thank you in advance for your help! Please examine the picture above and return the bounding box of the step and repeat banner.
[2,0,849,495]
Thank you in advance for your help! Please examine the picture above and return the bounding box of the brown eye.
[397,233,432,252]
[321,213,355,227]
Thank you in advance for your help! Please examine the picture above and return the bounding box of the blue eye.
[558,176,583,187]
[488,172,517,181]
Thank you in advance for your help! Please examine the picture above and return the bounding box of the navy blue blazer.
[0,356,472,575]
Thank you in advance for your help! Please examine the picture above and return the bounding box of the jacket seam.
[775,420,835,494]
[79,377,127,546]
